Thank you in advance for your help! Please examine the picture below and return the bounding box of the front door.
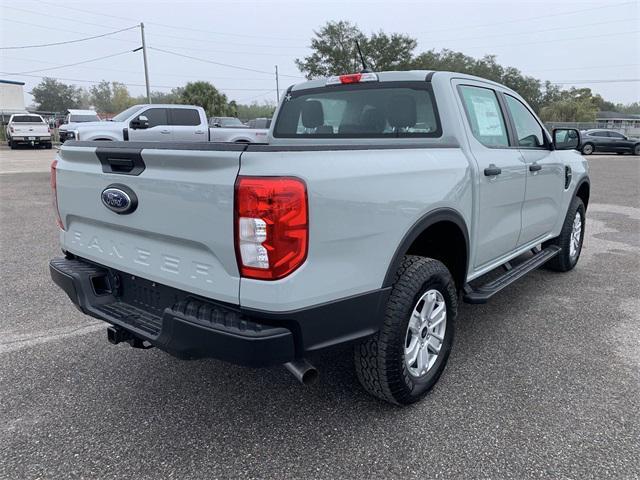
[456,83,527,269]
[502,94,565,246]
[129,107,172,141]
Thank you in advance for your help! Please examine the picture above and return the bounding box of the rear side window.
[170,109,200,126]
[12,115,44,123]
[138,108,168,128]
[458,85,509,147]
[504,95,545,148]
[273,82,441,138]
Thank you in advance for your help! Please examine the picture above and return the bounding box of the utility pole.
[140,22,151,103]
[275,65,280,103]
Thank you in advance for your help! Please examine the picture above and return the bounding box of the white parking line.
[0,323,104,354]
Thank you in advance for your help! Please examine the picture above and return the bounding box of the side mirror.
[553,128,580,150]
[130,115,149,130]
[212,122,221,128]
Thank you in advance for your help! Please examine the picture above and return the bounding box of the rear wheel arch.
[383,208,469,290]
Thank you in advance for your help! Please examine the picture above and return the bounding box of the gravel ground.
[1,146,638,479]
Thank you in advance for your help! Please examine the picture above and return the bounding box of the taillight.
[235,176,308,280]
[50,160,64,230]
[326,72,378,85]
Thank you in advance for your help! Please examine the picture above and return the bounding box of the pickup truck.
[6,113,52,149]
[67,104,268,143]
[49,70,589,405]
[58,109,101,143]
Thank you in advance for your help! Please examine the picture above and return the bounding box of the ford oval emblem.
[101,184,138,215]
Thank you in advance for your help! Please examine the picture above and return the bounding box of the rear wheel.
[544,196,585,272]
[634,144,640,156]
[581,143,594,155]
[354,256,457,405]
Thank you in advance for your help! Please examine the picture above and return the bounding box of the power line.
[548,79,640,85]
[7,51,134,75]
[149,47,304,79]
[0,72,291,91]
[34,0,307,41]
[0,24,139,49]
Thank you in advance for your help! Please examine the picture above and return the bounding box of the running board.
[463,245,561,304]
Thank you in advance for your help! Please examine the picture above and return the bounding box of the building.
[0,79,28,122]
[595,111,640,134]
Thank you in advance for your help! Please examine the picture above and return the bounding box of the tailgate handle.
[107,157,135,172]
[96,147,145,176]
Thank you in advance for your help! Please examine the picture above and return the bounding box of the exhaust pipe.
[284,359,318,385]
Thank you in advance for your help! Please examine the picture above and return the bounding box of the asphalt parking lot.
[0,146,638,479]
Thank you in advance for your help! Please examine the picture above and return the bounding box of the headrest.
[360,107,386,133]
[387,95,417,129]
[301,100,324,129]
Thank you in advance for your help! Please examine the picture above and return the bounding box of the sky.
[1,0,639,108]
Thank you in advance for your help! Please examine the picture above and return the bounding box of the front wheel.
[544,196,586,272]
[634,144,640,156]
[581,143,594,155]
[354,256,457,405]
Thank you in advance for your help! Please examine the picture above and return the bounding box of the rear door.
[55,143,244,304]
[455,82,527,269]
[502,94,564,246]
[170,108,208,142]
[129,107,172,141]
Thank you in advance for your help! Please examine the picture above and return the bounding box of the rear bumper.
[11,136,51,144]
[50,256,389,366]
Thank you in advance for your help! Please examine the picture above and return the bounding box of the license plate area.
[116,273,185,317]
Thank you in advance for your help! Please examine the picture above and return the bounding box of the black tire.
[634,144,640,156]
[616,152,625,155]
[581,143,594,155]
[543,196,585,272]
[46,143,53,149]
[10,141,16,150]
[354,256,457,405]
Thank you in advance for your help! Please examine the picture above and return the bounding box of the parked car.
[68,105,268,143]
[5,113,51,149]
[58,109,101,143]
[579,129,640,155]
[246,117,272,129]
[49,70,588,405]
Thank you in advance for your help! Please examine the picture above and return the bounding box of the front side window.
[504,95,545,148]
[458,85,509,147]
[138,108,168,128]
[609,131,625,139]
[170,109,200,126]
[274,82,441,138]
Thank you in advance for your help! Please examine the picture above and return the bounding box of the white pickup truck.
[67,104,268,143]
[5,113,52,149]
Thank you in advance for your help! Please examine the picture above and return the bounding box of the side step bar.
[463,245,561,304]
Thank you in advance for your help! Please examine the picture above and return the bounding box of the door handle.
[529,164,542,172]
[195,130,205,134]
[484,164,502,176]
[160,129,171,134]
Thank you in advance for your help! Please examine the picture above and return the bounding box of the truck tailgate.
[55,143,244,304]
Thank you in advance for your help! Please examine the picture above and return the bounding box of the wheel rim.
[583,145,593,154]
[404,289,446,377]
[569,211,582,259]
[635,146,640,155]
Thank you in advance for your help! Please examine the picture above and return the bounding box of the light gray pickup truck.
[49,70,588,405]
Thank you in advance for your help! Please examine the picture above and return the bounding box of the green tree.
[236,100,276,120]
[295,21,416,78]
[179,81,232,117]
[539,88,600,122]
[89,81,134,113]
[31,78,83,112]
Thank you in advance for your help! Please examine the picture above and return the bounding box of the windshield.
[111,105,145,122]
[273,82,441,138]
[12,115,44,123]
[70,114,100,122]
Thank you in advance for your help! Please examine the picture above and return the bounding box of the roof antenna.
[355,40,371,73]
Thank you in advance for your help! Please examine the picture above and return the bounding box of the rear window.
[170,109,200,126]
[12,115,44,123]
[70,114,99,122]
[273,82,441,138]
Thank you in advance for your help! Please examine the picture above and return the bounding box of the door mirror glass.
[130,115,149,130]
[553,128,580,150]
